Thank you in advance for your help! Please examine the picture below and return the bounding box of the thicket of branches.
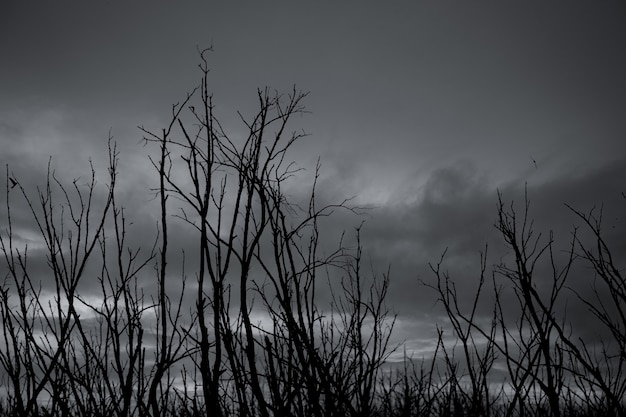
[0,51,623,416]
[427,189,626,417]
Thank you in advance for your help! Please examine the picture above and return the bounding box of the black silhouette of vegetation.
[0,50,623,416]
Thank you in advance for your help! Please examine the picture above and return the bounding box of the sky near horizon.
[1,2,625,360]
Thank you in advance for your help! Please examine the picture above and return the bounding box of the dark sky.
[1,2,625,360]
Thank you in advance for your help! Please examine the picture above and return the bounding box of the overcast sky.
[1,2,625,360]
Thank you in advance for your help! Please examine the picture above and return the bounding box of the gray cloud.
[1,4,625,401]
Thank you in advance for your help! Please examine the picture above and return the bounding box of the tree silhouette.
[0,49,623,417]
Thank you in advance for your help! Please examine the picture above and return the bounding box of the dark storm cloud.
[1,1,625,370]
[343,157,625,358]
